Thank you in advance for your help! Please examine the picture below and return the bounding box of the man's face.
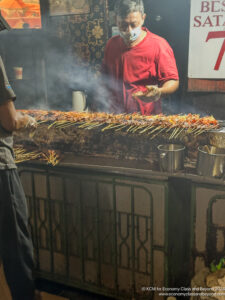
[116,11,146,33]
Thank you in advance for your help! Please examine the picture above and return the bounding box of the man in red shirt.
[102,0,179,115]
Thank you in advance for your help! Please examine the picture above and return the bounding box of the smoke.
[0,27,115,112]
[37,33,115,112]
[162,93,218,117]
[177,99,208,116]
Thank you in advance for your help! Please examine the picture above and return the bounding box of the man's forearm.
[14,112,31,130]
[0,101,36,132]
[159,80,179,96]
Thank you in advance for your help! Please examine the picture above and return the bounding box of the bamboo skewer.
[14,148,41,164]
[169,127,180,139]
[126,125,136,132]
[150,127,166,139]
[41,150,60,166]
[147,126,163,136]
[174,127,185,139]
[55,121,77,129]
[139,125,153,134]
[102,123,125,132]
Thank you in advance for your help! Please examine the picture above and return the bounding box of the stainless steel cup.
[197,145,225,178]
[72,91,87,112]
[158,144,185,172]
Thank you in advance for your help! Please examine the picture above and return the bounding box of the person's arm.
[0,56,36,132]
[159,79,179,96]
[0,100,36,132]
[133,37,179,103]
[132,79,179,102]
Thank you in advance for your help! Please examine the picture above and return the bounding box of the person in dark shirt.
[101,0,179,115]
[0,16,41,300]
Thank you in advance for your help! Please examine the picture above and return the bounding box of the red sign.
[0,0,42,29]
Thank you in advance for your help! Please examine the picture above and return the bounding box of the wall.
[42,0,109,110]
[47,0,108,69]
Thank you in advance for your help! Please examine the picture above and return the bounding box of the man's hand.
[25,115,37,129]
[0,101,37,132]
[132,85,161,103]
[132,80,179,103]
[14,112,37,131]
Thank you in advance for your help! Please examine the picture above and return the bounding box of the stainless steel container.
[72,90,88,112]
[209,128,225,149]
[158,144,185,172]
[197,145,225,178]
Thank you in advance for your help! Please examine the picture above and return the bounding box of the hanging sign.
[188,0,225,79]
[0,0,42,29]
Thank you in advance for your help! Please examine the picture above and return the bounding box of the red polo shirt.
[102,28,179,115]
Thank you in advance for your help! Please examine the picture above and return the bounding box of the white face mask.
[120,26,142,42]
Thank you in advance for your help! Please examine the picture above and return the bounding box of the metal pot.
[209,127,225,149]
[158,144,185,173]
[197,145,225,178]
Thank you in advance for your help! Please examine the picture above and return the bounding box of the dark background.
[0,0,224,118]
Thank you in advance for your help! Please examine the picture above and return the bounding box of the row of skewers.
[14,148,60,166]
[18,110,219,139]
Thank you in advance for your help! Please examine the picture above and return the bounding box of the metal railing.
[19,163,170,299]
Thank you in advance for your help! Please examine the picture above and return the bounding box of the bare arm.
[159,80,179,96]
[0,100,36,132]
[132,80,179,102]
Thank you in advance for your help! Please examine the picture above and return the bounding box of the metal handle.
[222,160,225,180]
[81,91,88,111]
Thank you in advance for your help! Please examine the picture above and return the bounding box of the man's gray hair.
[114,0,145,18]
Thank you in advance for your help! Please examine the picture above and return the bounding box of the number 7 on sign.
[206,31,225,71]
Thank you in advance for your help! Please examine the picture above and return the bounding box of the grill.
[14,110,220,172]
[16,111,225,299]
